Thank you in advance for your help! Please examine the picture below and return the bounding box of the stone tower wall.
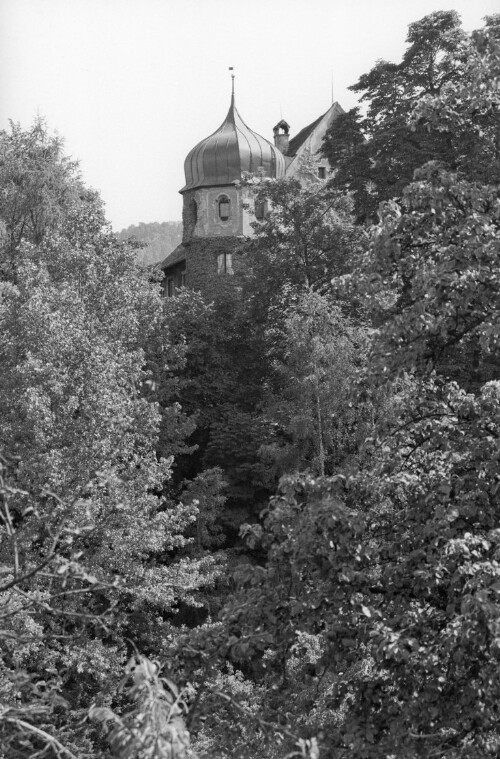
[182,236,246,295]
[182,186,256,243]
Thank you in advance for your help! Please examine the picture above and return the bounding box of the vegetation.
[1,11,499,759]
[321,11,500,221]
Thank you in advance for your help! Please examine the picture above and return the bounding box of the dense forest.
[116,222,182,267]
[0,11,499,759]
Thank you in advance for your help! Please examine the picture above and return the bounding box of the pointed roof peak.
[229,66,235,108]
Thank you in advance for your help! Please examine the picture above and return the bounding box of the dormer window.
[218,195,231,221]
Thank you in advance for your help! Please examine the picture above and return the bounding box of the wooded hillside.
[116,220,182,266]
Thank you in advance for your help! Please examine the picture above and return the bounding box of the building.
[160,84,344,296]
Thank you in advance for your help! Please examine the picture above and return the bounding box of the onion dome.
[181,93,286,192]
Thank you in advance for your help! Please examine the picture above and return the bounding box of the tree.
[0,119,91,280]
[90,655,195,759]
[162,287,276,529]
[0,122,215,757]
[244,176,362,309]
[321,11,471,220]
[187,31,500,759]
[412,17,500,186]
[260,290,366,478]
[350,27,500,387]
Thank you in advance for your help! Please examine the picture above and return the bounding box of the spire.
[229,66,235,107]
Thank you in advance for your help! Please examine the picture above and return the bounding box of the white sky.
[1,0,497,231]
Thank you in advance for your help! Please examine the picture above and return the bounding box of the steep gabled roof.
[287,112,326,157]
[287,102,345,159]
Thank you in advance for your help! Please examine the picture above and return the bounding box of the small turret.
[273,119,290,155]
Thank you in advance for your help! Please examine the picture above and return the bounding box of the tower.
[160,78,345,297]
[161,78,285,296]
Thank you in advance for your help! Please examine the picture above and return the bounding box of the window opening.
[254,199,267,221]
[318,166,327,180]
[218,195,230,221]
[166,277,174,297]
[217,252,233,275]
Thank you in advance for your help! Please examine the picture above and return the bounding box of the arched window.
[218,195,230,221]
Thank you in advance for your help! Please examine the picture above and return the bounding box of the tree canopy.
[321,12,499,221]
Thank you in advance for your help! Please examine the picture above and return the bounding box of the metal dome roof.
[181,95,286,193]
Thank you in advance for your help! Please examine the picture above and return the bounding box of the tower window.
[217,252,233,275]
[318,167,327,179]
[254,199,267,221]
[218,195,231,221]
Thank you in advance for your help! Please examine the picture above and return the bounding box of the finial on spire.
[229,67,235,103]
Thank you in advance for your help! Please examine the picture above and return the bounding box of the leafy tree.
[350,25,500,387]
[90,655,195,759]
[412,17,500,186]
[244,176,362,311]
[318,107,375,224]
[192,30,500,759]
[162,288,276,528]
[261,290,366,478]
[0,119,101,280]
[181,467,227,554]
[321,11,471,220]
[0,122,215,757]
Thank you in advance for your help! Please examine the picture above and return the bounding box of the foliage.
[0,121,215,757]
[412,18,500,186]
[189,24,500,759]
[90,655,195,759]
[321,11,478,220]
[350,164,500,388]
[181,468,227,553]
[162,287,276,525]
[244,176,362,309]
[0,119,82,280]
[260,290,366,478]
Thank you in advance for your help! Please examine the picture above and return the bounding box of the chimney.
[273,119,290,154]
